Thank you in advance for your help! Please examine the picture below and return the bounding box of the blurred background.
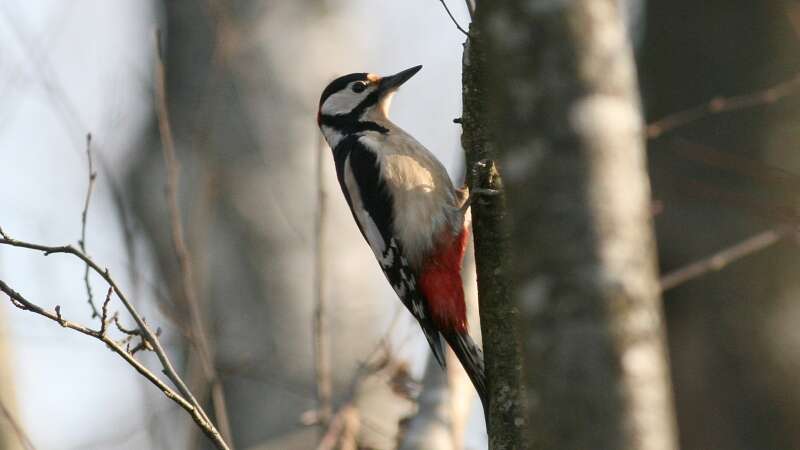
[0,1,799,449]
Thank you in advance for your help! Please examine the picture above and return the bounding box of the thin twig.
[303,320,407,442]
[314,136,333,426]
[660,226,795,291]
[0,397,36,450]
[646,73,800,139]
[437,0,469,36]
[79,133,100,318]
[153,29,234,447]
[98,286,113,336]
[0,233,229,450]
[0,278,201,414]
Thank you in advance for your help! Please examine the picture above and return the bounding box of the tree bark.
[461,18,527,450]
[480,1,678,449]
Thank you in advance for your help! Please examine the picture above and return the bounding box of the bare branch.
[0,396,36,450]
[646,73,800,139]
[79,132,100,318]
[660,227,795,292]
[99,286,114,336]
[437,0,469,37]
[0,279,204,417]
[316,405,356,450]
[0,232,229,450]
[314,136,333,425]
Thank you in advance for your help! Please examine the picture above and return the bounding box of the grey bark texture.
[461,19,527,450]
[479,1,678,449]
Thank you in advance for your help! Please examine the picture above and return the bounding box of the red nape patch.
[419,226,470,333]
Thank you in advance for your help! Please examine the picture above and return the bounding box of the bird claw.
[471,188,500,197]
[459,187,501,213]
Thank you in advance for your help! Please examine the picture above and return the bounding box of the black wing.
[331,137,447,367]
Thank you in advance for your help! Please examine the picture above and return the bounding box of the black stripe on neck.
[319,115,388,135]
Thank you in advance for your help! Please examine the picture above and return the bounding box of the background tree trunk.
[126,1,417,448]
[479,0,678,449]
[641,2,800,449]
[0,307,22,450]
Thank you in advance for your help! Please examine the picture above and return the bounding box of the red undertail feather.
[419,226,470,333]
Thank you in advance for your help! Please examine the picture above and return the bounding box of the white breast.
[359,127,461,268]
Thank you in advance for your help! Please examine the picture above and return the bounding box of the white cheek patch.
[321,90,360,115]
[320,86,377,116]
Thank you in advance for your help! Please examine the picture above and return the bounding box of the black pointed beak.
[379,65,422,95]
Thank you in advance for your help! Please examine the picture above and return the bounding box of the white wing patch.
[344,153,388,258]
[395,262,425,319]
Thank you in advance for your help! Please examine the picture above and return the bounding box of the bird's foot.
[459,187,501,213]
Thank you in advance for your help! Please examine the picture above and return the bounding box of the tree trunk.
[460,16,527,450]
[479,1,678,449]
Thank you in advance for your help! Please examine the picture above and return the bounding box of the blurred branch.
[0,3,86,153]
[313,136,333,426]
[316,405,357,450]
[398,353,460,450]
[464,0,475,20]
[0,228,229,450]
[668,138,800,194]
[646,73,800,139]
[660,226,795,292]
[0,396,36,450]
[437,0,469,36]
[153,29,234,447]
[78,132,100,318]
[446,351,472,450]
[305,328,411,448]
[1,2,143,309]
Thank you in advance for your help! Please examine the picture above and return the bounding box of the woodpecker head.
[317,65,422,126]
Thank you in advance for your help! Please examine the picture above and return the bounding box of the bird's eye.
[352,82,367,93]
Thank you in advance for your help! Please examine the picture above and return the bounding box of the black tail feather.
[421,327,448,369]
[442,331,488,416]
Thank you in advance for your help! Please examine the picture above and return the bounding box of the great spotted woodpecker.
[317,66,486,408]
